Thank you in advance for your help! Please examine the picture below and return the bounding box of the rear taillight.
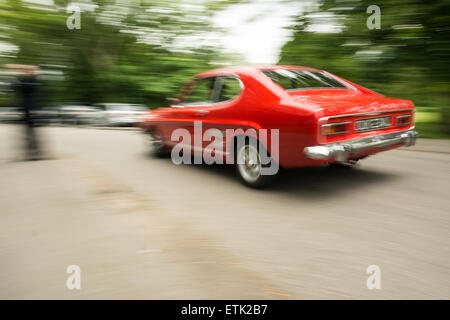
[396,114,413,127]
[321,122,350,136]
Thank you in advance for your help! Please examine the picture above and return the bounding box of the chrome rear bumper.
[304,129,418,161]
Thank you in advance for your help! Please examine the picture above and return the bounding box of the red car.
[141,65,418,187]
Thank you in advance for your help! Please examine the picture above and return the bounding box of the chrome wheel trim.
[237,144,262,183]
[148,132,164,153]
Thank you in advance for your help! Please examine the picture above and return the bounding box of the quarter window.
[215,76,242,102]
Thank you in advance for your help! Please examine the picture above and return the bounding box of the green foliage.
[0,0,232,108]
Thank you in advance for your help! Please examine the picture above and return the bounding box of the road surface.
[0,124,449,299]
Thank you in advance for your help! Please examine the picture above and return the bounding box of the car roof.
[196,65,322,78]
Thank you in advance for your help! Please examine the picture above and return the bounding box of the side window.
[183,77,216,105]
[215,77,242,102]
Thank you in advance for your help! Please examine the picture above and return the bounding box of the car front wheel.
[147,131,169,157]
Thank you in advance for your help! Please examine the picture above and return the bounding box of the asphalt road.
[1,124,449,299]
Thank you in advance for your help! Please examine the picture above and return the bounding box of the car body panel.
[141,65,416,168]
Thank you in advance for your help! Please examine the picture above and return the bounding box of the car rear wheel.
[235,139,276,188]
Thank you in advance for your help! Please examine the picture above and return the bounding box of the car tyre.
[234,137,277,188]
[147,131,170,158]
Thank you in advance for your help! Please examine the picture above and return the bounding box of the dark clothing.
[14,76,42,159]
[15,76,39,125]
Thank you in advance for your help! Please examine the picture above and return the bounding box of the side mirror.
[166,97,181,107]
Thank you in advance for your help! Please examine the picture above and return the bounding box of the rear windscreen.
[262,69,348,91]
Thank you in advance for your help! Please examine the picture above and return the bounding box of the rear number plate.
[356,116,390,132]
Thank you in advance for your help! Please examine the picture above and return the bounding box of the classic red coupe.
[140,65,418,187]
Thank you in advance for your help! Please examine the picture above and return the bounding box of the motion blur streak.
[0,0,449,300]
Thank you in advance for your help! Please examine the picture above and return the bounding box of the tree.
[0,0,235,108]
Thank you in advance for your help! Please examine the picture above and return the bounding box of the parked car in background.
[31,109,60,126]
[58,105,103,125]
[0,107,22,123]
[140,65,418,188]
[94,103,148,126]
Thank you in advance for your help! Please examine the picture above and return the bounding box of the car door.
[165,76,218,154]
[194,75,243,160]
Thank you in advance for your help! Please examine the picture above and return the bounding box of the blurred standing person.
[6,64,43,160]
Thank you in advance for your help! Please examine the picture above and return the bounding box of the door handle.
[195,110,209,115]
